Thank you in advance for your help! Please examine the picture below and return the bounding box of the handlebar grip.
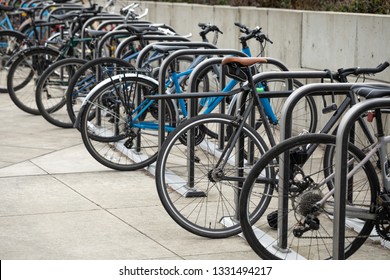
[234,21,251,34]
[355,61,390,75]
[234,22,246,28]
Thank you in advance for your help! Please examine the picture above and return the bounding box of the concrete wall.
[123,1,390,83]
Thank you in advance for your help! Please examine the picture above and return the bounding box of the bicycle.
[62,23,183,129]
[238,83,390,259]
[152,55,313,238]
[34,21,149,126]
[74,46,219,171]
[76,22,317,172]
[6,3,121,114]
[0,3,70,93]
[153,58,389,238]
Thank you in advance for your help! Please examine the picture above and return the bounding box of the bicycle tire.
[79,73,177,171]
[35,57,87,128]
[66,56,134,126]
[0,30,26,93]
[155,113,270,238]
[7,47,60,114]
[239,134,378,260]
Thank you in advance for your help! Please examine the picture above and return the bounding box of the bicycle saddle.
[152,45,190,53]
[124,25,159,34]
[222,56,268,82]
[85,28,108,38]
[50,12,79,21]
[351,84,390,99]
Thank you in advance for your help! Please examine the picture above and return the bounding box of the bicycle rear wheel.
[239,134,378,260]
[155,113,269,238]
[79,74,177,171]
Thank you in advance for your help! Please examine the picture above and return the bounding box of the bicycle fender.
[0,29,26,38]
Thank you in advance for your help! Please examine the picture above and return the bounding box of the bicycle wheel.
[155,113,269,238]
[66,57,134,125]
[79,74,177,171]
[239,134,378,260]
[7,47,59,114]
[0,30,25,93]
[35,57,87,128]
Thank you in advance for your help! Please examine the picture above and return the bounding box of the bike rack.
[135,41,216,70]
[97,21,153,31]
[334,97,390,259]
[93,30,133,59]
[80,15,152,58]
[112,34,191,59]
[87,45,238,176]
[41,5,85,21]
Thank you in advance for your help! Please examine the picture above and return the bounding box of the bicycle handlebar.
[337,61,390,77]
[198,23,223,36]
[234,22,273,44]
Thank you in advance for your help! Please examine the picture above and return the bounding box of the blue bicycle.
[76,23,317,171]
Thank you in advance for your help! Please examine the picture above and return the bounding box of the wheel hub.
[208,168,224,182]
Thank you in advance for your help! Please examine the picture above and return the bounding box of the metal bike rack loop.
[135,41,216,70]
[41,5,84,20]
[114,35,191,59]
[79,15,125,58]
[334,97,390,259]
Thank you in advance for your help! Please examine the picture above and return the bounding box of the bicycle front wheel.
[239,134,378,260]
[35,57,87,128]
[7,47,59,114]
[155,113,269,238]
[79,74,177,171]
[66,57,134,126]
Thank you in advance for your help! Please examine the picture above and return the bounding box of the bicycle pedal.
[184,189,206,198]
[267,210,278,230]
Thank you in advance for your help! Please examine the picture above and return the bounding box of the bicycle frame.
[0,14,14,30]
